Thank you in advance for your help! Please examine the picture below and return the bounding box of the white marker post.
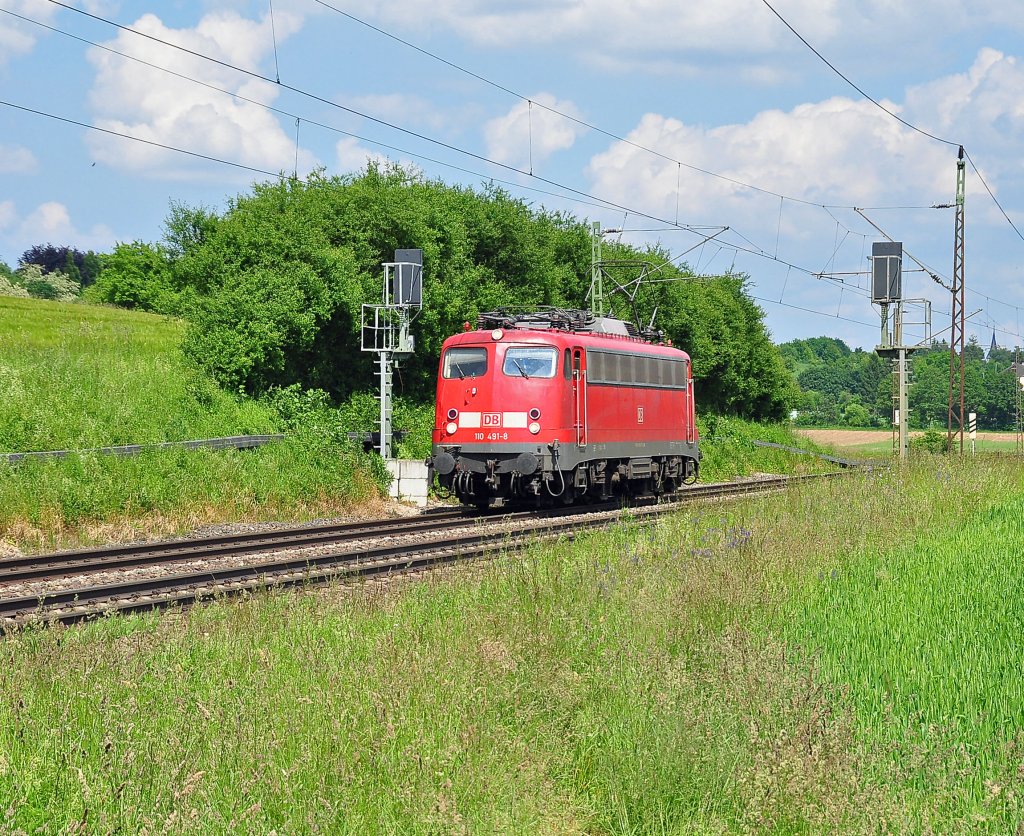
[969,411,977,455]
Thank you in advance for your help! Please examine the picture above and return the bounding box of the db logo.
[483,412,502,427]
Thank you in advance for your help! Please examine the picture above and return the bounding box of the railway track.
[0,472,844,628]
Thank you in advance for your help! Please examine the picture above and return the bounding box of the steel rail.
[0,473,828,584]
[0,507,476,583]
[0,471,846,628]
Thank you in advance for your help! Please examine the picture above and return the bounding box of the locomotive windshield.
[442,347,487,379]
[502,346,558,379]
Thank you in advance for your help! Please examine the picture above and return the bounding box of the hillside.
[0,297,382,552]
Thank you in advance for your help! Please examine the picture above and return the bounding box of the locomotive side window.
[563,348,572,379]
[442,347,488,379]
[586,349,688,389]
[502,347,558,379]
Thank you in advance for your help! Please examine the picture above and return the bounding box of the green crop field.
[0,297,382,552]
[1,459,1021,833]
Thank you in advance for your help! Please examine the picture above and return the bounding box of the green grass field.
[1,459,1021,832]
[0,298,382,552]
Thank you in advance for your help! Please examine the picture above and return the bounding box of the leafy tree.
[163,201,220,260]
[19,244,101,287]
[85,242,180,313]
[964,335,985,363]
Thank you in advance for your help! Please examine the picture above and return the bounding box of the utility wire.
[853,208,953,291]
[760,0,1024,249]
[759,0,958,149]
[38,0,761,242]
[39,0,991,272]
[23,2,1022,341]
[0,99,282,177]
[7,7,722,239]
[319,0,1024,260]
[54,0,917,216]
[963,149,1024,243]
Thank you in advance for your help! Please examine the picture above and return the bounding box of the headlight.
[528,407,541,420]
[529,421,541,435]
[446,422,458,435]
[446,407,458,420]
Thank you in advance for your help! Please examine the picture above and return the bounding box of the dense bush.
[13,264,80,301]
[0,274,30,298]
[85,242,190,315]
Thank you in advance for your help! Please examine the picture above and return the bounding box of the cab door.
[572,347,587,447]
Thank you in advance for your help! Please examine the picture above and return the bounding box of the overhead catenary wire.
[10,1,885,302]
[42,0,935,218]
[854,207,954,292]
[21,3,971,291]
[36,0,782,246]
[15,2,1022,345]
[1,8,725,239]
[760,0,1024,248]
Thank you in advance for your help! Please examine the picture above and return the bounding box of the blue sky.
[2,0,1023,349]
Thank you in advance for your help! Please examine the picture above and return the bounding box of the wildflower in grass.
[690,547,714,559]
[725,526,753,549]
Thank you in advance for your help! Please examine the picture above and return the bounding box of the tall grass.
[0,297,274,450]
[780,492,1024,826]
[1,459,1021,832]
[0,296,837,551]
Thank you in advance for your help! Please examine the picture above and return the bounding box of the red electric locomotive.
[429,309,699,508]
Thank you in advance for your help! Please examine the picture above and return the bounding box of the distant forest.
[781,335,1021,430]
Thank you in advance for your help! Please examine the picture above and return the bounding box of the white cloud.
[0,144,36,173]
[0,0,60,65]
[587,97,949,234]
[484,93,586,168]
[353,1,1024,79]
[2,202,115,255]
[905,49,1024,148]
[84,9,317,178]
[335,137,392,173]
[359,0,840,53]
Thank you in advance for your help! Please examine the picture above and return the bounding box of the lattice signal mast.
[872,241,918,460]
[361,249,423,459]
[947,146,967,454]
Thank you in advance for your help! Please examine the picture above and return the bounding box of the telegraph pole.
[947,146,967,454]
[590,221,605,318]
